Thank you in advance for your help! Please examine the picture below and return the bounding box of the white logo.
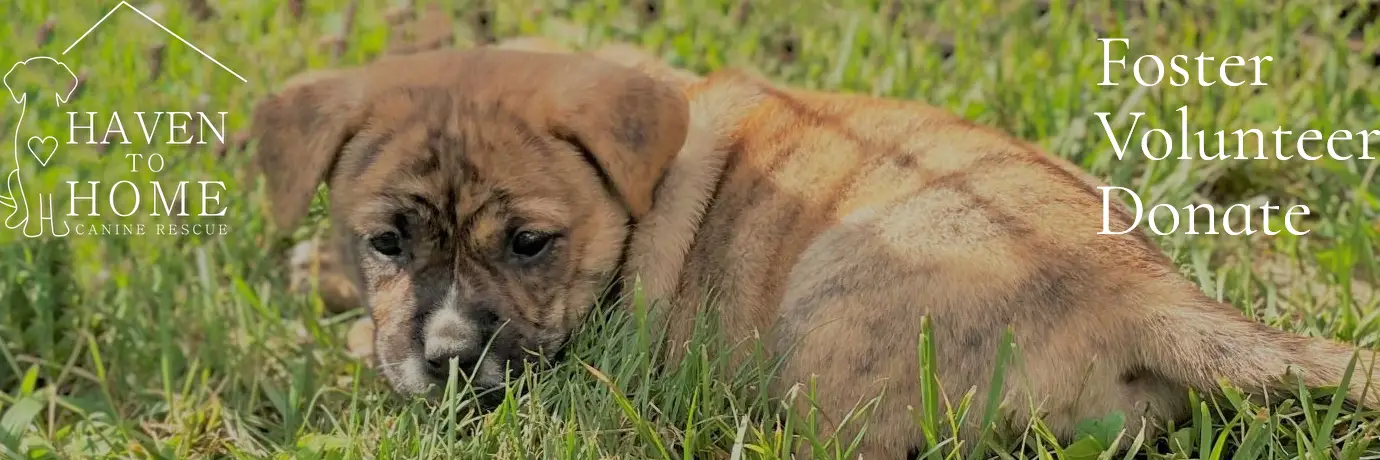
[2,1,247,239]
[2,57,79,237]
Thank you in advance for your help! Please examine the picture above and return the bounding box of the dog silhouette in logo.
[3,56,79,238]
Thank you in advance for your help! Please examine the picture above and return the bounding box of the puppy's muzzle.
[422,343,485,383]
[421,306,498,386]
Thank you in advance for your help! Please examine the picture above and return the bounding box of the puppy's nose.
[423,348,482,382]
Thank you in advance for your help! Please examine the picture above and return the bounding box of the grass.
[1,0,1379,458]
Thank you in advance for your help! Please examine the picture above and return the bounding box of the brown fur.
[250,42,1380,458]
[250,45,687,396]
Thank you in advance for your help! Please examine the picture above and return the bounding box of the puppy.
[249,46,1379,458]
[283,36,686,360]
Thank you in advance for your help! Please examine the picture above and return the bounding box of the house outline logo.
[2,1,247,239]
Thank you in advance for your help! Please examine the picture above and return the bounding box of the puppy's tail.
[1142,299,1380,408]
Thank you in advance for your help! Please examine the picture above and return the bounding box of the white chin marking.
[396,356,433,395]
[474,358,503,388]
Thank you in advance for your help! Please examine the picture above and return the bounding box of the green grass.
[2,0,1379,458]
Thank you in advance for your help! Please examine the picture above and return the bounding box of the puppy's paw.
[288,238,362,314]
[287,239,317,292]
[385,3,465,56]
[346,317,376,364]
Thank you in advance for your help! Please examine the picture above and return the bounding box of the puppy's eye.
[369,231,404,257]
[510,230,555,259]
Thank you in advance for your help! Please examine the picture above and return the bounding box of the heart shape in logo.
[26,136,57,167]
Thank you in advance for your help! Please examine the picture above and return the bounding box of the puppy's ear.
[541,58,690,220]
[249,68,365,233]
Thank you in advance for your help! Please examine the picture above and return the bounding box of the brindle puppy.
[249,46,1379,458]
